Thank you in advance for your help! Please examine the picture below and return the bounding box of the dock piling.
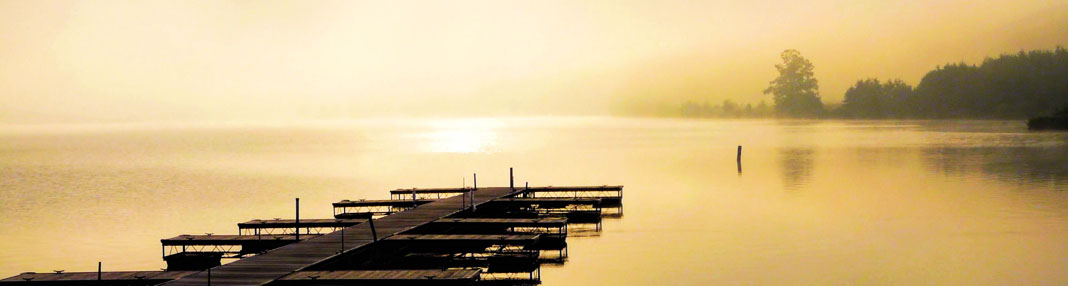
[510,168,514,190]
[97,262,100,281]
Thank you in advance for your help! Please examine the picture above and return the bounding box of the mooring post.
[509,167,514,190]
[207,267,211,285]
[338,219,345,251]
[472,173,477,211]
[295,198,300,241]
[367,217,378,242]
[737,145,743,173]
[97,262,101,281]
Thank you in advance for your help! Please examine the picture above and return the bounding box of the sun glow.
[420,119,501,153]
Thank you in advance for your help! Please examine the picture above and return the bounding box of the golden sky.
[1,0,1066,122]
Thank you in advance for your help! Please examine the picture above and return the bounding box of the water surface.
[2,118,1067,285]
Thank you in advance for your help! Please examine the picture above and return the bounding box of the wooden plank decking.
[158,187,517,286]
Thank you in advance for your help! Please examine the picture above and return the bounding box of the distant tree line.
[674,47,1068,119]
[680,100,774,118]
[675,49,823,118]
[837,78,912,118]
[836,47,1068,119]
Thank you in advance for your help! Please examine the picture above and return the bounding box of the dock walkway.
[159,187,517,286]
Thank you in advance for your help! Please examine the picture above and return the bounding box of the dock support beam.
[97,262,100,281]
[510,168,514,190]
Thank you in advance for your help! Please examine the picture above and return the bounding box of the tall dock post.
[367,217,377,242]
[295,198,300,241]
[472,173,477,211]
[509,168,514,190]
[97,262,101,281]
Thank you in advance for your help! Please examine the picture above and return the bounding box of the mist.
[2,0,1066,123]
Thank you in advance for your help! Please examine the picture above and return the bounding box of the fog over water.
[2,118,1067,284]
[2,1,1067,122]
[3,1,1068,284]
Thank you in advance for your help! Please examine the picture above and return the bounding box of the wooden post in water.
[207,267,211,286]
[97,262,101,281]
[737,146,743,173]
[295,198,300,241]
[509,168,514,190]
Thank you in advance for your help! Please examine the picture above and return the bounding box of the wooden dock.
[1,271,198,285]
[1,180,623,286]
[158,187,517,286]
[2,270,482,286]
[237,219,363,233]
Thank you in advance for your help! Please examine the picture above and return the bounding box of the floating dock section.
[1,181,622,286]
[237,219,363,235]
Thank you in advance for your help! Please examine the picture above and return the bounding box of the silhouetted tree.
[1055,103,1068,117]
[908,47,1068,118]
[840,78,913,118]
[722,99,738,117]
[764,50,823,117]
[832,47,1068,119]
[756,100,772,117]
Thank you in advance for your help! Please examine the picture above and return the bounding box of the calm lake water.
[2,117,1068,285]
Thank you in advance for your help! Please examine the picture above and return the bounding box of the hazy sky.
[1,0,1066,122]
